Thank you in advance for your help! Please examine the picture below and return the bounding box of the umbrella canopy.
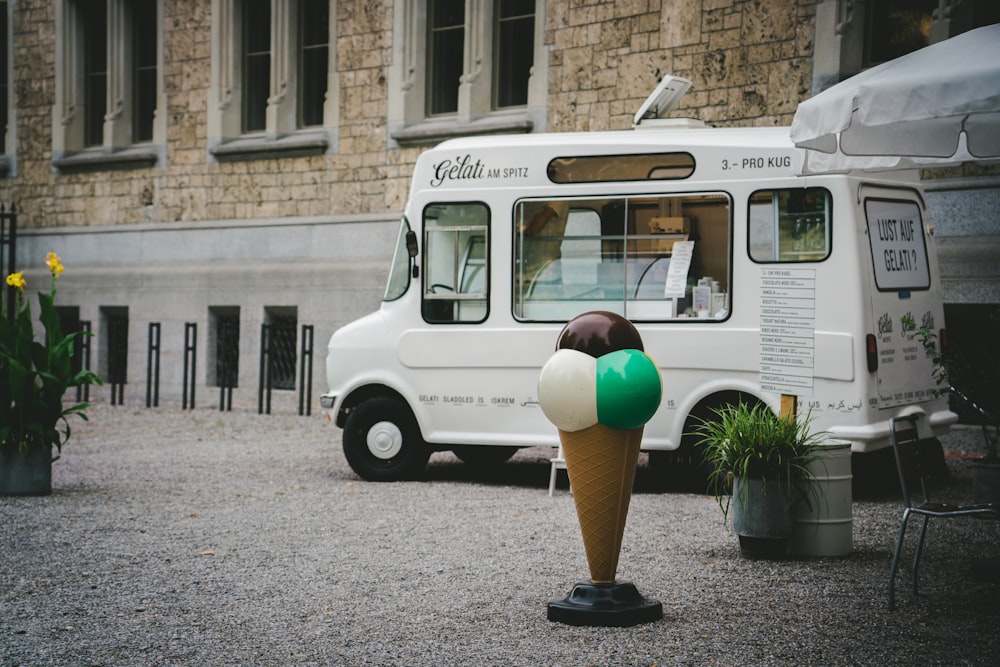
[791,23,1000,174]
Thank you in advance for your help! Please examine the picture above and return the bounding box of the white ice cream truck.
[321,78,955,485]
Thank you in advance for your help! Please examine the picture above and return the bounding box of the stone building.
[1,0,997,413]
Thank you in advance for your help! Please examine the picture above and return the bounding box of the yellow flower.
[5,271,26,292]
[45,252,65,278]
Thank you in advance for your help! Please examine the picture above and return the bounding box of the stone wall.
[2,0,413,228]
[3,0,816,229]
[546,0,815,132]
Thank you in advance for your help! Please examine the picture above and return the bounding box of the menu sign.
[759,268,816,397]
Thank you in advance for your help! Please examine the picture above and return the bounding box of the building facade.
[1,0,997,412]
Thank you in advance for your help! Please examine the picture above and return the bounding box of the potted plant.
[694,401,828,558]
[906,312,1000,503]
[1,252,102,495]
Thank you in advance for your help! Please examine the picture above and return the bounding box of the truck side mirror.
[405,230,420,278]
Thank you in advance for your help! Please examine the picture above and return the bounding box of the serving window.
[513,193,731,322]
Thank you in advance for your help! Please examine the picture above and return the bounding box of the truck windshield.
[384,218,413,301]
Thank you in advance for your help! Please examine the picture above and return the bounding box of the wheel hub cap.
[366,421,403,460]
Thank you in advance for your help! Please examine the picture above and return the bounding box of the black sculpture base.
[547,581,662,627]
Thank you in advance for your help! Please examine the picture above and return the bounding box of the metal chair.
[887,415,1000,610]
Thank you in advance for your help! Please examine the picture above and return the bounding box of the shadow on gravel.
[420,450,695,495]
[415,445,980,505]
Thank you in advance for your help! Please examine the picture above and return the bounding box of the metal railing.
[182,322,197,409]
[298,324,314,416]
[258,321,314,415]
[107,315,128,405]
[76,320,93,403]
[217,316,239,412]
[146,322,160,408]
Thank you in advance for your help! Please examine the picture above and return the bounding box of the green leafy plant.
[1,253,101,460]
[905,313,999,461]
[694,401,828,525]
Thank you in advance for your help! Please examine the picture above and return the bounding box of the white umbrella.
[791,23,1000,175]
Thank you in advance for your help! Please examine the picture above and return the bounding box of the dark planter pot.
[732,475,794,559]
[970,459,1000,506]
[0,446,54,496]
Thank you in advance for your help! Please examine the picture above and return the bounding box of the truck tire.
[452,445,519,467]
[648,445,714,493]
[342,398,431,481]
[650,392,763,493]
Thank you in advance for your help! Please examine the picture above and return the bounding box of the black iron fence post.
[110,382,124,405]
[146,322,160,408]
[76,320,92,403]
[182,322,197,410]
[108,315,128,406]
[218,317,237,412]
[298,324,314,416]
[258,323,271,414]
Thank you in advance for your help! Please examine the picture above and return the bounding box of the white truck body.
[322,122,955,483]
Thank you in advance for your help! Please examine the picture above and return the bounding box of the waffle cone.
[558,423,643,584]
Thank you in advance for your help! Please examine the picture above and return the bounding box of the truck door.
[861,188,943,408]
[421,202,490,323]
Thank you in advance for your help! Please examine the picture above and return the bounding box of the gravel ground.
[2,404,999,666]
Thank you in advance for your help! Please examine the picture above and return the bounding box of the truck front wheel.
[452,445,519,467]
[342,398,431,481]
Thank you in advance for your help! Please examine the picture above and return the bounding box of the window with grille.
[210,307,241,388]
[101,306,129,385]
[264,307,297,390]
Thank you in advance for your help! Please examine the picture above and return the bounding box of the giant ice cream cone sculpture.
[539,312,663,625]
[557,423,643,583]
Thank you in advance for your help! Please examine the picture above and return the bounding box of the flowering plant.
[1,253,101,459]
